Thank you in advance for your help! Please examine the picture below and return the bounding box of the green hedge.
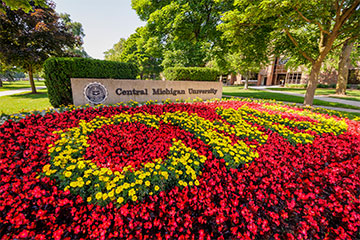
[44,57,138,107]
[163,67,219,81]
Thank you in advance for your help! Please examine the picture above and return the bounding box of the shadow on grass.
[8,91,48,100]
[224,91,305,103]
[269,88,306,92]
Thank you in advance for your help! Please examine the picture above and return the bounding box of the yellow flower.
[70,182,77,188]
[95,192,102,200]
[117,197,124,204]
[145,181,150,186]
[102,193,108,200]
[132,195,138,202]
[128,188,136,196]
[64,171,72,178]
[108,190,114,198]
[115,186,123,194]
[87,197,92,202]
[154,185,160,191]
[42,164,50,172]
[194,180,200,186]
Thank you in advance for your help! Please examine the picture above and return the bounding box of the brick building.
[226,57,360,86]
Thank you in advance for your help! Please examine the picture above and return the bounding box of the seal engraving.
[84,82,108,104]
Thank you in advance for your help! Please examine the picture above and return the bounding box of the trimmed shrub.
[285,84,307,88]
[317,83,337,88]
[163,67,219,81]
[44,57,138,107]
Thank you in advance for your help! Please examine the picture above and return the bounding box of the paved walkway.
[249,85,360,107]
[0,86,47,97]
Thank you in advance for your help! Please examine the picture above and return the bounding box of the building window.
[286,73,302,84]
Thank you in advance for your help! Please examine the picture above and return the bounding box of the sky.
[54,0,145,59]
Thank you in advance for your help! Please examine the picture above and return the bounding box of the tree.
[131,0,235,67]
[105,27,163,79]
[220,0,360,105]
[0,0,46,13]
[60,13,90,58]
[0,62,25,87]
[227,53,263,90]
[104,38,126,61]
[336,40,357,95]
[0,1,78,93]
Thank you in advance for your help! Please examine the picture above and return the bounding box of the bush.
[284,84,307,88]
[163,67,219,81]
[44,57,138,107]
[317,83,337,88]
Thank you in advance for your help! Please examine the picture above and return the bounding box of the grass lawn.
[0,89,52,115]
[269,87,360,102]
[223,86,360,110]
[0,80,46,92]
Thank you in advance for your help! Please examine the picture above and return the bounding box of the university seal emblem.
[84,82,108,104]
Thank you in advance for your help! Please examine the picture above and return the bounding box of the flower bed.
[0,99,360,239]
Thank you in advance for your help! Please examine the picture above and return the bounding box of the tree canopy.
[0,0,79,93]
[104,38,126,61]
[0,0,46,13]
[104,27,163,79]
[60,13,89,58]
[219,0,360,105]
[131,0,234,68]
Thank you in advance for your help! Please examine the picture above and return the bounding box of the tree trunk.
[230,73,236,85]
[304,61,322,106]
[28,66,37,94]
[7,73,14,82]
[336,41,354,95]
[0,79,2,87]
[244,75,249,90]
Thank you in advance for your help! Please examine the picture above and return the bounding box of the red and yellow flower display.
[0,99,359,239]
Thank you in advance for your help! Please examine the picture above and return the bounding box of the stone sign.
[71,78,222,106]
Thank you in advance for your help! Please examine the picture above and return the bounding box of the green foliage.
[104,27,163,79]
[0,0,47,13]
[104,38,126,61]
[0,2,78,71]
[219,0,360,105]
[131,0,235,68]
[163,67,219,81]
[0,0,80,93]
[44,57,139,107]
[59,13,89,58]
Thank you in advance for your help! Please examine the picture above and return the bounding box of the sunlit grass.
[0,80,46,92]
[0,89,52,114]
[223,86,360,110]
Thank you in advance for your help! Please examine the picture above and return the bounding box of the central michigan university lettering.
[115,88,218,96]
[153,88,218,95]
[116,88,148,96]
[188,88,218,95]
[152,88,185,96]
